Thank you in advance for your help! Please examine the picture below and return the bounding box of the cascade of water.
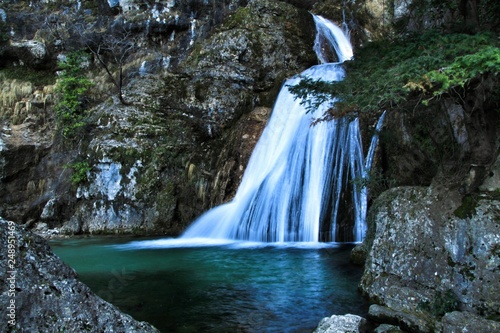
[162,56,171,70]
[353,111,386,241]
[139,61,147,76]
[313,15,352,64]
[182,15,383,243]
[189,13,197,46]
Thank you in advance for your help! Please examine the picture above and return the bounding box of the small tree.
[81,26,137,105]
[54,51,93,139]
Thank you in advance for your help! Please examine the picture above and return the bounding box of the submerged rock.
[0,217,159,332]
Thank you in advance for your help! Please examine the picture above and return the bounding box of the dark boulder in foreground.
[358,185,500,332]
[0,217,159,333]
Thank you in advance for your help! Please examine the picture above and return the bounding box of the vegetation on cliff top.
[292,0,500,118]
[290,30,500,117]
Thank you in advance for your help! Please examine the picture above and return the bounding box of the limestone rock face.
[360,186,500,332]
[168,0,317,138]
[61,76,185,234]
[209,106,271,205]
[0,112,67,227]
[0,217,159,332]
[0,0,317,235]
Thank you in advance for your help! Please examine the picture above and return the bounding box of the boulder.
[313,313,368,333]
[9,40,51,69]
[0,217,159,332]
[360,185,500,332]
[368,304,434,333]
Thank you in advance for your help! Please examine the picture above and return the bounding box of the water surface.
[50,237,369,332]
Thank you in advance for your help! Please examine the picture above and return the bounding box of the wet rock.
[209,106,271,205]
[350,242,369,265]
[0,217,159,332]
[373,323,405,333]
[313,313,368,333]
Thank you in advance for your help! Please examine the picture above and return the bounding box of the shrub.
[54,51,93,139]
[64,161,92,186]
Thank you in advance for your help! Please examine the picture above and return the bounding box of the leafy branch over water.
[289,31,500,116]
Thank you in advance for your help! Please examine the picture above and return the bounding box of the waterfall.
[182,15,383,243]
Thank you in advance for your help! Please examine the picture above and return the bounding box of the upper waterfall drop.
[313,15,353,63]
[182,15,381,243]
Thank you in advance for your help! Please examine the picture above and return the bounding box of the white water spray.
[182,15,383,243]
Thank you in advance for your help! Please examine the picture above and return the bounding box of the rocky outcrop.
[351,38,500,330]
[0,217,159,332]
[359,185,500,332]
[167,0,317,137]
[0,109,68,227]
[8,40,51,69]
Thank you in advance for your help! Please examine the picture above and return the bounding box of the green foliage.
[55,51,93,139]
[65,161,92,185]
[290,31,500,116]
[225,7,251,29]
[287,76,337,113]
[422,45,500,98]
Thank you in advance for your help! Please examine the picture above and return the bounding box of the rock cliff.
[348,1,499,331]
[0,0,319,235]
